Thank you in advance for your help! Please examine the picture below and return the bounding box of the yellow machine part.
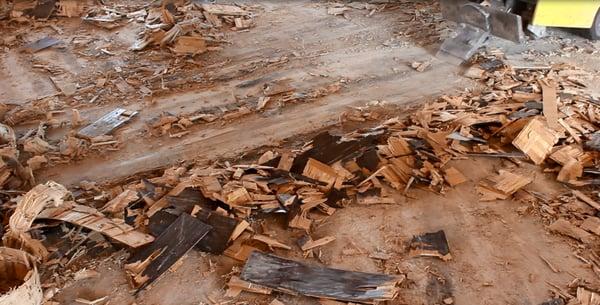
[533,0,600,28]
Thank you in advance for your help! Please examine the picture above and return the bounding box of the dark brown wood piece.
[240,252,402,303]
[127,213,211,291]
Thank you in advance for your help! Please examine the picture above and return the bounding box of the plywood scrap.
[240,252,403,303]
[387,136,411,157]
[548,219,594,243]
[409,230,451,261]
[0,247,42,305]
[550,145,583,166]
[512,118,560,165]
[581,217,600,236]
[540,79,560,130]
[444,167,467,187]
[126,213,211,291]
[303,158,338,188]
[171,36,206,55]
[225,276,272,298]
[297,235,336,252]
[491,170,533,196]
[38,203,154,248]
[101,189,139,214]
[77,108,138,139]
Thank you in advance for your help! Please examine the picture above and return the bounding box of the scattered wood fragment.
[573,190,600,211]
[581,217,600,236]
[77,108,138,139]
[225,275,272,297]
[201,4,249,16]
[241,252,403,303]
[38,203,154,248]
[409,230,452,261]
[24,36,61,53]
[252,234,291,250]
[548,219,594,243]
[171,36,207,55]
[125,213,211,291]
[512,118,560,165]
[0,247,42,305]
[297,235,336,252]
[444,167,467,187]
[101,189,139,214]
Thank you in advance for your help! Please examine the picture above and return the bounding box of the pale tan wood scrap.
[317,203,336,215]
[512,91,542,102]
[101,189,139,214]
[540,79,560,130]
[220,214,245,240]
[464,66,485,79]
[388,157,414,184]
[201,4,249,16]
[289,212,311,231]
[277,152,294,171]
[558,118,582,144]
[0,247,42,305]
[573,190,600,211]
[38,204,154,248]
[172,36,207,55]
[581,217,600,236]
[477,183,509,201]
[197,175,221,199]
[57,0,85,17]
[298,236,336,251]
[303,158,338,188]
[548,219,594,243]
[577,287,600,305]
[444,167,467,187]
[234,17,253,29]
[252,234,292,250]
[270,299,286,305]
[380,166,403,190]
[8,181,69,234]
[492,170,533,195]
[250,193,277,202]
[226,187,252,206]
[557,159,583,183]
[388,136,411,157]
[258,151,277,165]
[512,118,560,165]
[226,276,272,297]
[146,178,200,216]
[550,145,584,166]
[203,11,222,27]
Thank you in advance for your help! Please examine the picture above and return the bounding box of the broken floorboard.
[126,213,211,291]
[240,251,403,303]
[77,108,138,139]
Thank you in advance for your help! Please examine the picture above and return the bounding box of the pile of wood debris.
[1,52,600,304]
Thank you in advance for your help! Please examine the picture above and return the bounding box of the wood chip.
[540,79,560,130]
[573,190,600,211]
[101,189,139,214]
[252,234,292,250]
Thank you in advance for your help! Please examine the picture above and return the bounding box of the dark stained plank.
[409,230,452,261]
[126,213,211,291]
[77,108,138,139]
[149,209,238,254]
[240,252,403,303]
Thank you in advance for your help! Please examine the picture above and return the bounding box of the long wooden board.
[240,252,402,303]
[126,213,211,291]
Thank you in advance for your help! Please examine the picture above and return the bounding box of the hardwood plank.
[240,252,402,303]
